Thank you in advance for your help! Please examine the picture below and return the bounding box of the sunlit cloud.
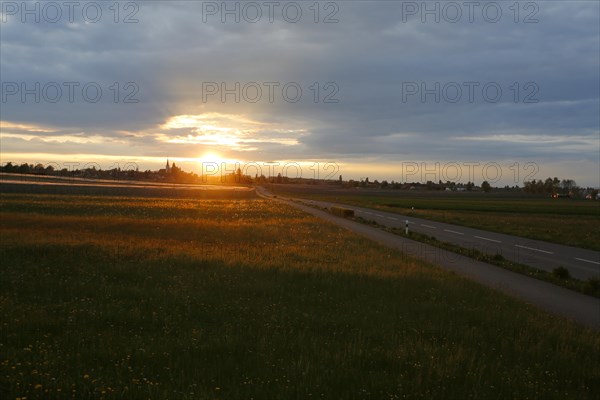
[1,120,130,146]
[160,113,267,130]
[0,120,132,146]
[1,133,111,144]
[157,113,304,150]
[0,120,57,133]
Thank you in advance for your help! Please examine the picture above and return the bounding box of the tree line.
[1,162,595,198]
[523,177,576,194]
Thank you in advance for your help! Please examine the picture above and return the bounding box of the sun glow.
[157,113,303,151]
[199,152,224,164]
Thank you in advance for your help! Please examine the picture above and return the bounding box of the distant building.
[158,159,171,175]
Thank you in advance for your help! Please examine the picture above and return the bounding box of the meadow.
[1,193,599,399]
[267,185,600,251]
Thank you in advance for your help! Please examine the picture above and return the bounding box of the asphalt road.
[291,198,600,281]
[256,188,600,329]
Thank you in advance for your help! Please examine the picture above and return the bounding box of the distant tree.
[544,177,554,193]
[4,162,19,173]
[17,163,31,174]
[465,181,474,191]
[561,179,577,194]
[552,177,560,192]
[525,179,544,193]
[481,181,491,193]
[535,179,545,193]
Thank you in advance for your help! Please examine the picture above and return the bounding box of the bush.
[553,266,571,280]
[584,278,600,296]
[330,206,354,218]
[493,253,504,261]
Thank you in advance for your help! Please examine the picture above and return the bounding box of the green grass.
[268,187,600,251]
[1,193,599,399]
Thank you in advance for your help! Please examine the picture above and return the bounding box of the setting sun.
[199,152,223,164]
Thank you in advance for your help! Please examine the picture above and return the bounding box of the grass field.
[268,185,600,251]
[1,193,599,399]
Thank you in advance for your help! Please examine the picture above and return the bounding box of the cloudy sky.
[1,0,599,186]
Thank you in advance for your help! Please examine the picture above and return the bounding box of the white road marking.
[514,244,553,255]
[387,217,399,221]
[363,211,373,215]
[444,229,464,235]
[575,258,600,266]
[474,236,501,243]
[374,214,384,218]
[421,224,437,229]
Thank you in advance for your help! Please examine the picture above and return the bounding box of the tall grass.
[1,193,599,399]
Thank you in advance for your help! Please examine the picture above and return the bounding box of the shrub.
[493,253,505,261]
[584,278,600,296]
[553,266,571,280]
[330,206,354,218]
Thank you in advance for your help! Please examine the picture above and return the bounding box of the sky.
[1,0,599,186]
